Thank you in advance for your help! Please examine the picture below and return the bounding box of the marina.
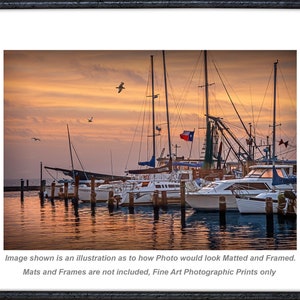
[4,50,297,252]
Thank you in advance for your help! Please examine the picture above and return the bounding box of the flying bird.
[116,82,125,93]
[32,137,41,141]
[88,117,93,122]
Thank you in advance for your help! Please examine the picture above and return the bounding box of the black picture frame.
[0,0,299,9]
[1,1,299,300]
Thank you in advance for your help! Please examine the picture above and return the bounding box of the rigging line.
[71,142,88,180]
[124,96,147,170]
[45,167,57,181]
[255,65,273,128]
[66,124,75,179]
[138,92,149,162]
[213,61,251,139]
[173,51,202,126]
[125,60,152,170]
[279,65,296,110]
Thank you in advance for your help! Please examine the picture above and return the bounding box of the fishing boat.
[185,164,295,211]
[119,170,198,206]
[78,181,123,203]
[235,190,296,214]
[119,178,181,206]
[186,57,296,211]
[235,60,297,214]
[235,165,297,214]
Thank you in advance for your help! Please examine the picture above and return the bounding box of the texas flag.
[180,130,194,142]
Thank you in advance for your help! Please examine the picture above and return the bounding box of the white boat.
[78,181,123,202]
[119,179,182,206]
[44,180,74,199]
[236,190,297,214]
[185,164,295,211]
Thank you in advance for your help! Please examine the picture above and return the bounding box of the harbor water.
[4,191,297,250]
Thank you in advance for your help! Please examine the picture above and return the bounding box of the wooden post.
[50,181,56,205]
[219,196,226,228]
[161,190,168,210]
[219,196,226,212]
[265,197,273,215]
[39,162,44,201]
[128,192,134,214]
[64,181,69,206]
[277,193,286,216]
[108,190,114,214]
[20,179,24,202]
[153,190,159,221]
[73,176,79,217]
[265,197,274,237]
[180,181,186,228]
[40,180,46,204]
[50,181,55,199]
[90,177,96,215]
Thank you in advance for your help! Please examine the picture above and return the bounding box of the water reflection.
[4,192,297,250]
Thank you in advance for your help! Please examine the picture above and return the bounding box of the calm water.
[4,191,297,250]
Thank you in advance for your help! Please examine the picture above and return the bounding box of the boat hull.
[236,197,278,214]
[119,190,180,206]
[185,193,238,211]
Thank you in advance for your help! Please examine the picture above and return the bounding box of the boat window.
[155,185,161,188]
[203,182,219,189]
[245,168,265,178]
[225,182,270,190]
[246,167,285,178]
[260,168,285,178]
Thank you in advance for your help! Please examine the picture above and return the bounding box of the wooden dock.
[4,186,40,192]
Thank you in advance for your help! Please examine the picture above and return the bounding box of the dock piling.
[90,177,96,215]
[128,192,134,214]
[153,190,159,221]
[64,181,69,207]
[180,181,186,228]
[39,180,46,204]
[20,179,24,202]
[73,176,79,217]
[50,181,55,205]
[161,190,168,210]
[265,197,273,215]
[219,196,226,228]
[265,197,274,237]
[219,196,226,213]
[108,190,114,214]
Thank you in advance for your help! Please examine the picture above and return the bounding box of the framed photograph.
[1,1,299,299]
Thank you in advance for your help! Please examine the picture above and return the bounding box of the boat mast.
[203,50,214,169]
[272,60,278,162]
[162,50,172,161]
[67,124,75,179]
[151,55,156,166]
[204,50,209,127]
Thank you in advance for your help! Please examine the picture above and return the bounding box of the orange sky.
[4,50,296,181]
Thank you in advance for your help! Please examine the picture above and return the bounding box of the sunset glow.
[4,50,296,180]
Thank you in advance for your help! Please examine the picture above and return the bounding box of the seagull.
[116,82,125,93]
[88,117,93,122]
[32,137,41,141]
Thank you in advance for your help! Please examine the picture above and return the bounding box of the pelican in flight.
[88,117,93,122]
[32,137,41,141]
[116,82,125,93]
